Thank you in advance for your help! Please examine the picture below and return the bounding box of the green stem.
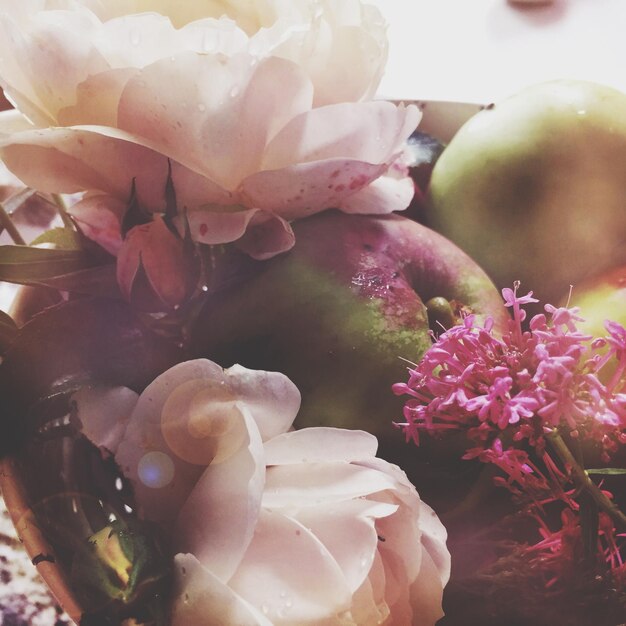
[52,193,74,229]
[0,202,26,244]
[546,429,626,531]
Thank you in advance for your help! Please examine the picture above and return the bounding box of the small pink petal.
[235,212,295,260]
[117,216,190,306]
[69,193,125,255]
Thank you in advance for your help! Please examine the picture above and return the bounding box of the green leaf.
[30,227,85,251]
[0,309,18,351]
[0,245,97,283]
[41,264,122,299]
[587,468,626,475]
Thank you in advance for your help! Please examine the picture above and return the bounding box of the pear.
[427,80,626,306]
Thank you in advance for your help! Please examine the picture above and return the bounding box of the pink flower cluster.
[393,283,626,461]
[394,282,626,589]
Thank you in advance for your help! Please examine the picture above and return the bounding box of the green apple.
[427,80,626,306]
[191,211,508,465]
[566,265,626,383]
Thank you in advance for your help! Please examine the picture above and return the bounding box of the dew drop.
[130,29,141,46]
[229,86,240,98]
[197,102,206,112]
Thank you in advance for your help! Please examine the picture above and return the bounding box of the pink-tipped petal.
[240,158,386,219]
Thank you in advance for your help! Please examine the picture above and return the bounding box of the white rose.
[0,0,419,260]
[77,359,450,625]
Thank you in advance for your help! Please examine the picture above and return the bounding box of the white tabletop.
[372,0,626,103]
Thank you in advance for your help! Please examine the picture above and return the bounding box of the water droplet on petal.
[197,102,206,112]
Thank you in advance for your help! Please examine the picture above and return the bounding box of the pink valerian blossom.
[524,508,626,591]
[394,282,626,588]
[393,282,626,460]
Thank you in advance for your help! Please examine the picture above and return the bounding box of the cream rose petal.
[417,502,452,587]
[262,462,397,509]
[262,101,420,169]
[0,125,235,210]
[57,68,139,127]
[71,385,139,454]
[0,8,108,124]
[117,53,313,190]
[350,549,390,626]
[263,428,378,465]
[338,172,416,215]
[408,546,447,626]
[229,509,352,625]
[222,364,300,439]
[291,499,398,594]
[171,553,273,626]
[174,407,265,582]
[114,360,225,524]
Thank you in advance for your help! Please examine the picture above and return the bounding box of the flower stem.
[52,193,74,229]
[0,202,26,244]
[546,429,626,531]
